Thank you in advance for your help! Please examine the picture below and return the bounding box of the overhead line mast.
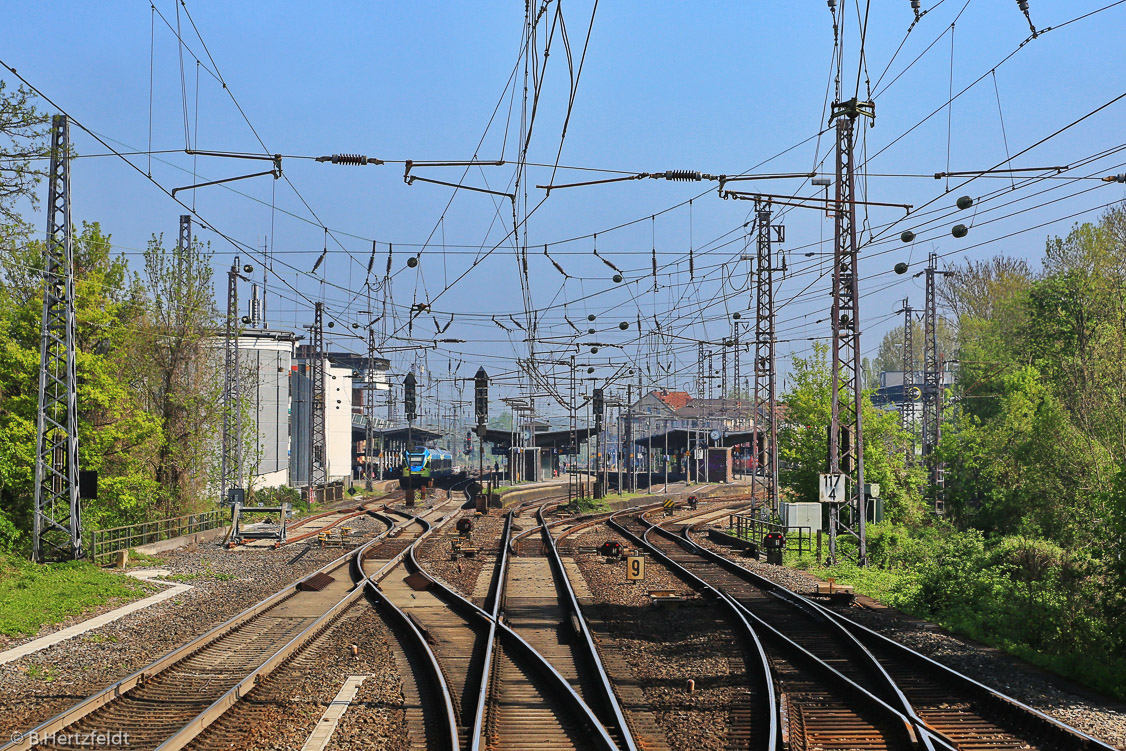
[33,115,81,562]
[753,199,783,515]
[310,302,327,504]
[897,298,917,465]
[827,97,873,566]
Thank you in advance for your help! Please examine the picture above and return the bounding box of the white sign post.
[819,473,846,503]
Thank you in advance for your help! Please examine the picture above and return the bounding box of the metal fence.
[88,510,228,561]
[728,513,815,556]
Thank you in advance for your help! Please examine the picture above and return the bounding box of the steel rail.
[613,506,950,751]
[2,513,405,751]
[680,520,1120,751]
[404,507,621,751]
[391,505,620,751]
[364,506,462,751]
[653,519,937,748]
[650,517,940,751]
[536,503,639,751]
[608,508,780,751]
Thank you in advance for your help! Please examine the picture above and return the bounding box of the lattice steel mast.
[33,115,81,562]
[922,252,949,515]
[827,98,872,566]
[310,302,327,499]
[897,298,916,464]
[365,325,377,491]
[752,199,782,514]
[220,256,244,506]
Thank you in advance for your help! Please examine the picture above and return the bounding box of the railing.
[728,513,815,556]
[88,510,228,561]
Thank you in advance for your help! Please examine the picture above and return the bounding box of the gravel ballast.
[691,526,1126,751]
[0,515,390,742]
[572,525,750,751]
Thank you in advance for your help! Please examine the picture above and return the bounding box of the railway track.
[674,514,1119,751]
[376,498,628,751]
[617,502,1116,751]
[612,504,937,751]
[2,513,409,751]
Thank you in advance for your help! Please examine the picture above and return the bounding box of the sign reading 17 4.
[819,473,846,504]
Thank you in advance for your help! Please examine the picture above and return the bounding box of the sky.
[4,1,1126,429]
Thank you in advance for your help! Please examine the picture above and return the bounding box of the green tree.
[778,343,925,523]
[0,222,159,552]
[126,233,220,515]
[0,81,50,226]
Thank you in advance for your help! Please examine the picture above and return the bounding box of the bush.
[797,522,1126,700]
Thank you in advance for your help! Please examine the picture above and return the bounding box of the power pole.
[753,198,783,515]
[626,382,634,491]
[720,348,728,398]
[697,342,706,397]
[921,252,951,515]
[732,321,741,396]
[364,326,377,491]
[309,302,327,503]
[707,351,715,399]
[220,257,242,507]
[897,298,916,465]
[33,115,81,562]
[827,98,873,566]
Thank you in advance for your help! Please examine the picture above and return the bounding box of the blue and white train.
[399,446,454,489]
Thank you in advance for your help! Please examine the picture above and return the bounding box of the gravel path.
[0,517,389,742]
[691,527,1126,751]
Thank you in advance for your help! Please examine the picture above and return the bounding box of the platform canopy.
[480,426,597,454]
[632,427,759,453]
[352,425,443,445]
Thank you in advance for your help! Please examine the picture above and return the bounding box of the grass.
[126,548,163,566]
[0,553,149,638]
[25,663,57,682]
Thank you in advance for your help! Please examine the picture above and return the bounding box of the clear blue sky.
[4,1,1126,423]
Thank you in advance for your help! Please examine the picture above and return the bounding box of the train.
[399,446,455,489]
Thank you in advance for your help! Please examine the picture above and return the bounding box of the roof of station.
[632,427,759,452]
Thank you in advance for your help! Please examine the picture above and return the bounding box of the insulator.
[1016,0,1029,11]
[827,0,836,8]
[331,153,369,166]
[664,170,702,182]
[911,0,920,8]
